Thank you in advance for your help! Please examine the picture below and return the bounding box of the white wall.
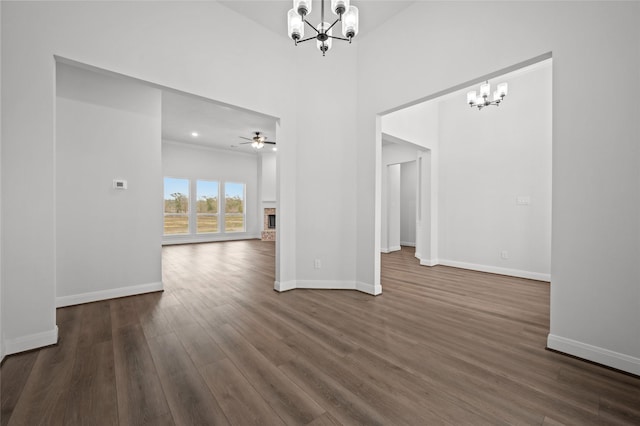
[400,161,417,247]
[56,63,163,307]
[437,62,552,280]
[1,1,300,355]
[357,1,640,374]
[387,164,401,252]
[162,140,260,243]
[382,102,439,149]
[261,152,277,203]
[0,0,3,361]
[281,44,360,292]
[0,0,361,354]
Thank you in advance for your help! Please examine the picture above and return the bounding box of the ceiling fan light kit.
[467,81,508,110]
[288,0,359,56]
[239,132,276,150]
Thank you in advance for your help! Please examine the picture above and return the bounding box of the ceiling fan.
[239,131,276,149]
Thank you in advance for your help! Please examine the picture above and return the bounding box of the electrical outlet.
[501,250,509,260]
[314,259,321,269]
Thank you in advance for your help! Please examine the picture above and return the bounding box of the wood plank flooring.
[2,241,639,425]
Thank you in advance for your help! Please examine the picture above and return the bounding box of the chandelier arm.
[325,16,341,33]
[304,19,320,34]
[328,35,350,41]
[296,36,317,44]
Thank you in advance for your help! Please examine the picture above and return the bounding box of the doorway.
[377,57,552,284]
[54,57,280,308]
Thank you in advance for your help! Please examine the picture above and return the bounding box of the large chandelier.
[287,0,359,56]
[467,81,508,110]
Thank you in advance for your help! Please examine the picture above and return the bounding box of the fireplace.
[261,208,276,241]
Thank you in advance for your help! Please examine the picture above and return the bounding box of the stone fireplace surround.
[261,208,276,241]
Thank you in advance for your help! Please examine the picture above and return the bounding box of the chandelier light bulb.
[467,81,508,110]
[342,6,359,39]
[287,8,304,41]
[480,82,491,98]
[467,91,477,105]
[316,22,333,55]
[497,82,508,97]
[331,0,350,15]
[287,0,359,56]
[293,0,312,17]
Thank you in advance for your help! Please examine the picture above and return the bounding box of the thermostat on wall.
[113,179,128,190]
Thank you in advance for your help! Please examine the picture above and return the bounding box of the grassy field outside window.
[225,182,245,233]
[164,177,189,234]
[164,178,246,236]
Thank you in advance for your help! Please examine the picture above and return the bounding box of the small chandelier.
[287,0,359,56]
[467,81,508,110]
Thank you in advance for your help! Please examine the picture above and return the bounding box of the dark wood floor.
[2,241,639,425]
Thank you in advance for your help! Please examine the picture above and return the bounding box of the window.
[164,177,189,234]
[163,178,248,237]
[197,180,219,233]
[224,182,245,232]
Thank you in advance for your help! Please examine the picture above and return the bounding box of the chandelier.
[467,81,508,110]
[287,0,359,56]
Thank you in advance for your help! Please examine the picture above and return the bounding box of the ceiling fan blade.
[264,141,277,145]
[239,141,253,145]
[239,136,253,141]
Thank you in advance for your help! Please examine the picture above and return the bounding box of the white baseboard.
[400,241,416,247]
[436,259,550,282]
[547,334,640,376]
[420,258,439,267]
[382,246,403,253]
[162,234,261,246]
[356,281,382,295]
[295,280,358,290]
[414,252,422,259]
[56,281,164,308]
[4,326,59,356]
[274,280,296,292]
[274,280,381,296]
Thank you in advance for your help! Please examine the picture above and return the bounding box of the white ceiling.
[162,90,278,153]
[163,1,416,153]
[218,0,416,41]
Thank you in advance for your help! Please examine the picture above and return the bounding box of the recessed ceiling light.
[272,147,277,152]
[191,132,199,137]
